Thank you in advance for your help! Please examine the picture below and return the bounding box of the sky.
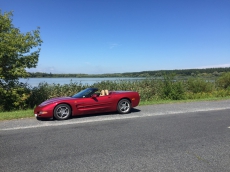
[1,0,230,74]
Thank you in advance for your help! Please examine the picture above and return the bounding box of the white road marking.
[1,107,230,131]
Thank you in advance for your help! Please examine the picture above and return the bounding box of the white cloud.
[109,44,117,49]
[109,43,121,49]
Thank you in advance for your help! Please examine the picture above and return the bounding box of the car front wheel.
[54,104,71,120]
[117,99,131,114]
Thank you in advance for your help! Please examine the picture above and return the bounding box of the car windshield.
[71,88,97,98]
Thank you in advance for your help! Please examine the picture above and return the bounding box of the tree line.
[28,67,230,78]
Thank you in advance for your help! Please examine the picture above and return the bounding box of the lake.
[19,77,146,87]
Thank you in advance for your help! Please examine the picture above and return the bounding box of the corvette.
[34,88,140,120]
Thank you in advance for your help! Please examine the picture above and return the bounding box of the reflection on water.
[19,78,145,87]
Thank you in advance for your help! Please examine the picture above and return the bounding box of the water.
[19,77,145,87]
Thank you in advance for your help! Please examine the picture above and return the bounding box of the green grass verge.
[1,96,230,121]
[0,109,34,121]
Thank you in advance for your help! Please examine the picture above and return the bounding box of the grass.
[1,96,230,121]
[0,109,34,121]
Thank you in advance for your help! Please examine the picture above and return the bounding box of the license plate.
[35,114,37,117]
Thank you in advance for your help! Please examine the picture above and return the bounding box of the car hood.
[39,97,75,106]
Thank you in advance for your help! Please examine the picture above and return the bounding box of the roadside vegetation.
[1,72,230,120]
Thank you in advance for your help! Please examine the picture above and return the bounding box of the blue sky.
[1,0,230,74]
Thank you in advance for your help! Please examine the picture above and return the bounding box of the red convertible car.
[34,88,140,120]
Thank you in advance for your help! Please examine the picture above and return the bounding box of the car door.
[70,98,87,116]
[82,94,113,114]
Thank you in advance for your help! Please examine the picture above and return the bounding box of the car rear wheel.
[54,104,71,120]
[117,99,131,114]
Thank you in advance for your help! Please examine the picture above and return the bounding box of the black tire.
[117,99,131,114]
[53,104,71,120]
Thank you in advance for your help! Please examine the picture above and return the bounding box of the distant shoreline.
[27,67,230,78]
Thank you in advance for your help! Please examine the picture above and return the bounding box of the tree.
[0,10,42,111]
[0,10,42,83]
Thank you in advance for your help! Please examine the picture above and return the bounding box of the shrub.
[216,72,230,89]
[27,82,50,108]
[159,75,185,100]
[186,78,214,93]
[0,81,31,111]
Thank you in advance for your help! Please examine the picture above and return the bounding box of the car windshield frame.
[71,88,98,98]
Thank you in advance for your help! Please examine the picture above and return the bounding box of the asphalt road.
[1,100,230,172]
